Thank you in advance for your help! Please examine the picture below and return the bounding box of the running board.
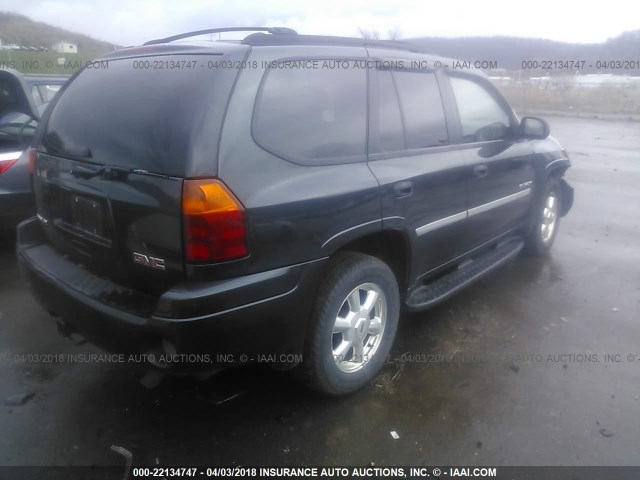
[405,240,524,311]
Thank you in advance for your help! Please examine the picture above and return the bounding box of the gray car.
[0,69,68,228]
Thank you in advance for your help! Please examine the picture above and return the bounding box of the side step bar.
[405,240,524,311]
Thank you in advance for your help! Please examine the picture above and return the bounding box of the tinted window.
[450,76,512,143]
[373,69,405,152]
[31,84,61,113]
[0,73,26,117]
[37,84,62,104]
[253,62,366,164]
[44,56,228,176]
[393,71,448,149]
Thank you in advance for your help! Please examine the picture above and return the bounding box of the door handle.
[473,164,489,178]
[393,181,413,198]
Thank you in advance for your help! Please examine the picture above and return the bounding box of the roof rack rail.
[241,33,422,53]
[143,27,297,46]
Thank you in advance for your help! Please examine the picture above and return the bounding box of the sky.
[1,0,639,46]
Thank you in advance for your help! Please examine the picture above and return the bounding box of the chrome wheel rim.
[540,192,558,243]
[332,283,387,373]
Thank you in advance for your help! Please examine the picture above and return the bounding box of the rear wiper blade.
[70,164,131,180]
[130,168,175,180]
[70,165,175,181]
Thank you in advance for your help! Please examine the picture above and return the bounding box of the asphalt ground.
[0,116,639,468]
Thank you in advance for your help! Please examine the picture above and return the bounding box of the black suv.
[17,28,573,395]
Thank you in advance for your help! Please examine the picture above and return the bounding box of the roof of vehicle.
[101,41,249,60]
[96,28,486,81]
[104,27,474,70]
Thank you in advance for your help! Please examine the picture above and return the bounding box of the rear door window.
[393,70,448,150]
[370,69,448,153]
[252,61,367,165]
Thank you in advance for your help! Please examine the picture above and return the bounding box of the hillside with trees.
[0,12,117,53]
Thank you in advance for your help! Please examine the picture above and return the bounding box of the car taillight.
[182,179,248,262]
[27,148,37,174]
[0,151,21,175]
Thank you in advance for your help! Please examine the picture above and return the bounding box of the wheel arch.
[326,229,412,293]
[545,160,573,217]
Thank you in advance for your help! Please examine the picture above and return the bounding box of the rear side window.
[44,55,228,176]
[252,61,366,165]
[449,76,512,143]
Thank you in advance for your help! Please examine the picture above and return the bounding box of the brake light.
[0,151,21,175]
[182,179,248,262]
[27,148,37,174]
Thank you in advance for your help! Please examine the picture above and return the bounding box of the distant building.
[575,73,639,88]
[52,41,77,53]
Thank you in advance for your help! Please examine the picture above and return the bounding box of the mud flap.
[559,178,574,217]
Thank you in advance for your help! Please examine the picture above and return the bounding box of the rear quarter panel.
[210,46,383,278]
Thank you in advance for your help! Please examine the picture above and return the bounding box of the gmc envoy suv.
[17,28,573,395]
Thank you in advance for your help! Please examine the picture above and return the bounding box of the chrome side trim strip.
[415,188,532,236]
[468,189,531,217]
[415,211,467,236]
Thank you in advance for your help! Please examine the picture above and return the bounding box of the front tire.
[525,178,562,255]
[299,252,400,395]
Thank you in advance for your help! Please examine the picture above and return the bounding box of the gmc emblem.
[132,252,166,271]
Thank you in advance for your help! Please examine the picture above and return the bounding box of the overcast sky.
[1,0,638,46]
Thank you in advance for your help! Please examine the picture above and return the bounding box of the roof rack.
[241,33,422,53]
[143,27,297,46]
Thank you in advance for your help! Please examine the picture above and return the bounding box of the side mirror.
[521,116,550,140]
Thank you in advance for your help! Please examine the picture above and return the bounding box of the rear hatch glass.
[43,55,222,176]
[34,54,235,294]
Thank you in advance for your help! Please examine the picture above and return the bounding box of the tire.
[298,252,400,395]
[525,178,562,256]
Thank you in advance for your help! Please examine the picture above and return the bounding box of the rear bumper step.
[405,239,524,311]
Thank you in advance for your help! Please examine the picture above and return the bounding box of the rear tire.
[298,252,399,395]
[525,178,562,256]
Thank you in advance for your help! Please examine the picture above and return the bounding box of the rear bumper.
[17,217,326,371]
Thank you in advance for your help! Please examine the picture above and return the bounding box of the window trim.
[250,55,369,167]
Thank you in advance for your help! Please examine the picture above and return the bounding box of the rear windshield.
[43,55,225,176]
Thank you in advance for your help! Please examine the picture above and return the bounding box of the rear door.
[366,60,468,281]
[33,52,244,294]
[444,73,535,250]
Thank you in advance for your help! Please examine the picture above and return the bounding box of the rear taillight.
[27,148,37,174]
[0,151,21,175]
[182,179,248,262]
